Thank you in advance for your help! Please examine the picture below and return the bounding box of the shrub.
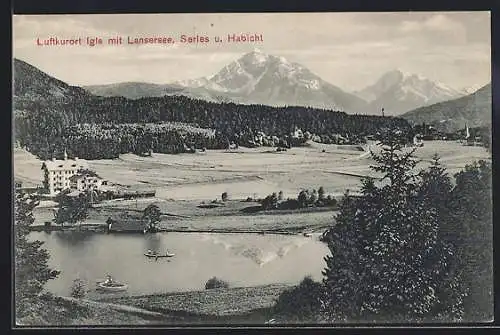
[261,192,278,210]
[324,195,337,207]
[278,199,300,210]
[70,278,86,299]
[205,277,229,290]
[273,276,324,323]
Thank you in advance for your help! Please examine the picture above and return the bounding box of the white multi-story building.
[41,151,87,196]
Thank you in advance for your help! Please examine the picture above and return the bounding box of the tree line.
[15,94,413,160]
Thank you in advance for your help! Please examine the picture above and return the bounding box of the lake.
[29,231,330,298]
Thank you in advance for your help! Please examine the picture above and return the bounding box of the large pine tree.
[15,191,60,320]
[321,129,464,322]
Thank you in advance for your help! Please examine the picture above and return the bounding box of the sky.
[12,12,491,92]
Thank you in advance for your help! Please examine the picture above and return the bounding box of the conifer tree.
[448,160,492,321]
[15,191,60,319]
[321,129,463,322]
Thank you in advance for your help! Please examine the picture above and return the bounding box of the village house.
[106,216,147,233]
[293,127,304,139]
[41,151,87,196]
[69,173,108,193]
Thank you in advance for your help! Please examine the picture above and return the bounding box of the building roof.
[42,158,87,171]
[108,219,147,232]
[99,185,116,192]
[69,173,103,182]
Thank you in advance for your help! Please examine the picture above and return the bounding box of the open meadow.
[15,140,491,202]
[17,140,490,233]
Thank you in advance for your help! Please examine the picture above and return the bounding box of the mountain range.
[84,50,466,116]
[86,50,368,113]
[13,56,491,133]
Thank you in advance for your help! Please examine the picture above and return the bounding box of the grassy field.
[32,201,337,234]
[95,283,291,324]
[15,295,168,326]
[19,140,489,233]
[16,284,291,326]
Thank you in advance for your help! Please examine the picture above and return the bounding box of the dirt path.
[59,296,164,317]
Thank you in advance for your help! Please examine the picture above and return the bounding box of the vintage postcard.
[13,12,492,326]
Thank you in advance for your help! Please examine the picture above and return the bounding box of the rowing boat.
[96,280,128,292]
[144,251,175,258]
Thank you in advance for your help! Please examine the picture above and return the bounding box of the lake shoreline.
[31,198,337,235]
[29,224,330,236]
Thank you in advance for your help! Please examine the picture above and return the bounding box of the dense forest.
[15,94,413,160]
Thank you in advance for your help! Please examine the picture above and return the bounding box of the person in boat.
[104,275,113,285]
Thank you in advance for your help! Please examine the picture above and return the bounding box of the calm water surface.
[29,231,330,298]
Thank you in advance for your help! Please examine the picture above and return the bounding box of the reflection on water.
[28,231,329,297]
[50,230,97,249]
[199,234,310,267]
[143,234,162,253]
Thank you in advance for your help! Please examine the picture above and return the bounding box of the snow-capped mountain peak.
[355,69,464,115]
[167,50,368,112]
[245,48,269,64]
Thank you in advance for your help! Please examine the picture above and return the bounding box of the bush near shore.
[260,187,337,211]
[205,277,230,290]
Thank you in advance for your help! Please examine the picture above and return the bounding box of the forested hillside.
[15,94,411,160]
[401,83,491,133]
[14,58,413,160]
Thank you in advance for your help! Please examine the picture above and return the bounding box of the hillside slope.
[13,58,89,110]
[401,83,491,132]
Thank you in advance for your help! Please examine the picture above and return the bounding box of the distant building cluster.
[41,151,109,196]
